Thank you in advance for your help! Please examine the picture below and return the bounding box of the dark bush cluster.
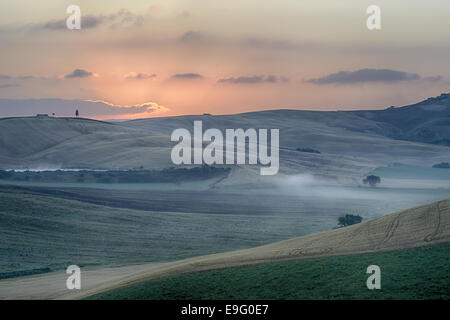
[363,175,381,187]
[296,148,321,154]
[0,165,230,184]
[432,162,450,169]
[337,214,363,227]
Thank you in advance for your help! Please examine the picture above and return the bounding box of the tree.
[75,109,79,117]
[433,162,450,169]
[363,175,381,187]
[338,214,363,227]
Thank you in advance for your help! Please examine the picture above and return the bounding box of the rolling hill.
[353,93,450,145]
[0,116,171,169]
[1,94,450,187]
[0,197,448,299]
[88,242,450,300]
[76,197,450,299]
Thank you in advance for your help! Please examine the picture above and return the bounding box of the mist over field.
[1,93,450,286]
[1,0,450,300]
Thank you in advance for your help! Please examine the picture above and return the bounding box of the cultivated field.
[2,182,450,279]
[1,198,449,299]
[89,242,450,300]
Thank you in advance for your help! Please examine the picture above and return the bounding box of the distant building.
[36,114,49,118]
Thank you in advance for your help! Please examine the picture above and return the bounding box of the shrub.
[432,162,450,169]
[296,148,321,154]
[363,175,381,187]
[338,214,363,227]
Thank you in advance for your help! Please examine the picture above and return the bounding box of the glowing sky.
[0,0,449,118]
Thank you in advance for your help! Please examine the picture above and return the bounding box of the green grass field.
[88,242,450,300]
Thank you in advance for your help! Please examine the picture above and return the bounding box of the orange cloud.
[84,100,170,119]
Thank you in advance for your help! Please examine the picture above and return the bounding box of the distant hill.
[1,94,450,185]
[122,93,450,147]
[0,116,171,170]
[0,117,114,158]
[353,93,450,145]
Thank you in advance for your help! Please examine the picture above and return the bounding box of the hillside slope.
[0,117,114,157]
[1,198,448,299]
[73,198,450,299]
[2,94,450,185]
[88,242,450,300]
[0,117,171,169]
[353,93,450,145]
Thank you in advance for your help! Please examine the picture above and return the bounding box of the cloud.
[39,9,144,31]
[85,100,169,119]
[0,83,20,89]
[41,15,100,30]
[0,74,36,81]
[17,75,35,80]
[0,98,169,119]
[242,38,316,51]
[177,31,209,44]
[108,9,144,29]
[175,31,316,52]
[218,75,285,84]
[171,73,203,79]
[423,75,443,82]
[0,74,35,80]
[64,69,94,79]
[124,72,157,80]
[308,68,422,85]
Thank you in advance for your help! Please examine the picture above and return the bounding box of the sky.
[0,0,449,119]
